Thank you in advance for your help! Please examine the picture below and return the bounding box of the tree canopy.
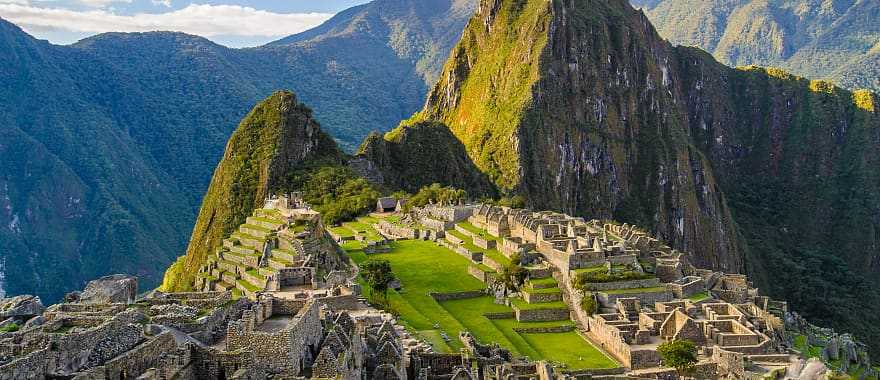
[360,259,395,300]
[658,340,698,375]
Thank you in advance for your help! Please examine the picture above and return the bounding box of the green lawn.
[457,221,494,238]
[510,298,568,310]
[441,296,616,370]
[344,239,618,369]
[330,226,354,238]
[529,277,558,287]
[348,240,486,351]
[687,291,712,302]
[522,332,619,370]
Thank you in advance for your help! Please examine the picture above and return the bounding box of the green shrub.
[580,295,597,316]
[0,323,20,333]
[406,183,468,210]
[658,340,698,375]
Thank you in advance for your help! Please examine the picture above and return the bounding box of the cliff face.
[413,0,880,349]
[419,0,742,271]
[161,91,343,291]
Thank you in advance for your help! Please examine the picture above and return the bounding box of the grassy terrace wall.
[344,223,619,371]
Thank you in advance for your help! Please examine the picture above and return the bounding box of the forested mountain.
[0,0,476,302]
[630,0,880,92]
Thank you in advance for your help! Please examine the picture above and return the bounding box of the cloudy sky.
[0,0,372,47]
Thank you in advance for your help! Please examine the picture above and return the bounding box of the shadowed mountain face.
[630,0,880,92]
[0,0,476,302]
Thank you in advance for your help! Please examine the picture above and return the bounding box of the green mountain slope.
[0,0,475,302]
[161,91,344,291]
[631,0,880,92]
[405,0,880,353]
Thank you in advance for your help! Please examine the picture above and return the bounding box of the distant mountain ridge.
[0,0,476,303]
[630,0,880,92]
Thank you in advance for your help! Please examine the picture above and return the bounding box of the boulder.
[79,274,138,304]
[23,315,45,330]
[0,295,45,319]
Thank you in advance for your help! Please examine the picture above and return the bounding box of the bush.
[407,183,468,210]
[580,294,597,316]
[658,340,698,375]
[296,166,380,225]
[0,323,20,333]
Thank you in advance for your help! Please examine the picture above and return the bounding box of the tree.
[498,253,527,291]
[360,259,395,301]
[580,294,598,316]
[657,340,698,377]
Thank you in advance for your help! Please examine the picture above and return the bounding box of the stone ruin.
[2,200,874,379]
[0,273,414,380]
[195,193,349,299]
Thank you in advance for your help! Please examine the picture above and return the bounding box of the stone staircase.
[195,208,308,298]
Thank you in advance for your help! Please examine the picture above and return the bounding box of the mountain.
[161,91,344,291]
[0,0,476,303]
[399,0,880,353]
[630,0,880,92]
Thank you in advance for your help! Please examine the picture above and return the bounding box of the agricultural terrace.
[346,237,618,370]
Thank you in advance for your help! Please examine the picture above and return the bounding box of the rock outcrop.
[75,274,139,305]
[0,295,44,320]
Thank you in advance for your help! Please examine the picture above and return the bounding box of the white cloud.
[0,3,332,39]
[75,0,132,8]
[151,0,171,8]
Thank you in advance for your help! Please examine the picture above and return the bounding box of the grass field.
[346,239,618,370]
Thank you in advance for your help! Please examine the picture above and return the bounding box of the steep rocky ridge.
[406,0,880,352]
[161,91,344,292]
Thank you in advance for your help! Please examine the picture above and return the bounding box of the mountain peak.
[161,90,343,291]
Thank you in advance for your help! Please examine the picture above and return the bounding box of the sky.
[0,0,372,47]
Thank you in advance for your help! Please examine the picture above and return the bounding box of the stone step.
[528,277,558,289]
[214,281,234,291]
[522,288,563,303]
[228,245,259,257]
[268,257,292,270]
[239,224,272,239]
[272,249,299,263]
[217,260,240,273]
[246,216,285,231]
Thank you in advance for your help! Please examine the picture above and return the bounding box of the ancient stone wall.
[317,294,361,311]
[514,307,570,322]
[72,331,176,379]
[430,291,486,302]
[576,278,661,291]
[226,300,321,374]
